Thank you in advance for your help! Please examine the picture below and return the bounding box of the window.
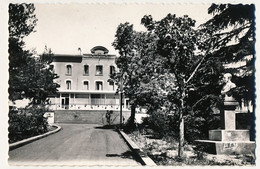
[83,81,89,90]
[109,81,115,90]
[66,80,71,90]
[110,66,115,75]
[96,65,103,75]
[83,65,89,75]
[95,81,103,90]
[66,65,72,75]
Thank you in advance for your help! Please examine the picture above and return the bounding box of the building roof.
[52,54,116,60]
[90,46,109,54]
[52,54,82,58]
[52,46,116,58]
[83,54,116,58]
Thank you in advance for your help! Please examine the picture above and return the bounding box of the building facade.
[48,46,129,112]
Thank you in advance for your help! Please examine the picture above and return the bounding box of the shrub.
[105,110,113,125]
[185,95,221,143]
[142,109,179,138]
[8,105,48,143]
[140,95,223,143]
[193,143,208,160]
[123,118,138,133]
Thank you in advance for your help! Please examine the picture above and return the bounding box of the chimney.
[78,48,82,55]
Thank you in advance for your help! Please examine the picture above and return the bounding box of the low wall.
[54,110,131,124]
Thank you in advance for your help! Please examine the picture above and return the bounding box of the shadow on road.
[106,150,143,164]
[94,125,120,130]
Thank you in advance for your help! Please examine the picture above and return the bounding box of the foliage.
[105,110,117,125]
[9,4,37,39]
[112,23,160,126]
[9,4,59,105]
[201,4,256,105]
[141,14,224,157]
[142,95,221,142]
[129,132,255,165]
[112,13,224,157]
[142,110,179,138]
[8,4,59,143]
[9,3,37,75]
[186,95,222,141]
[8,106,48,143]
[193,143,211,160]
[113,3,255,159]
[10,48,59,105]
[123,118,137,133]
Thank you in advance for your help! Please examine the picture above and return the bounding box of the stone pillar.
[220,96,238,130]
[196,95,255,155]
[196,73,255,155]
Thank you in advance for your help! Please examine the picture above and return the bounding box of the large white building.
[47,46,130,124]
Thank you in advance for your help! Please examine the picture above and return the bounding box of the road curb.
[9,124,61,151]
[117,129,157,166]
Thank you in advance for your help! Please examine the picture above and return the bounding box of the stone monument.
[196,73,255,155]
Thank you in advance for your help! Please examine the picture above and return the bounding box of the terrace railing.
[45,104,130,111]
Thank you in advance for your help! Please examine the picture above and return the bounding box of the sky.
[24,3,212,55]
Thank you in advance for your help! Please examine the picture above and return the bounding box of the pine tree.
[9,4,59,105]
[201,4,255,107]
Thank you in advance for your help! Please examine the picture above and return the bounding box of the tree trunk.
[124,103,136,132]
[178,98,185,158]
[129,104,136,125]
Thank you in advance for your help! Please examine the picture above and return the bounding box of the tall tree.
[8,4,60,143]
[201,4,255,106]
[9,4,59,105]
[141,14,223,157]
[9,4,36,101]
[112,23,158,129]
[9,4,37,70]
[112,14,223,157]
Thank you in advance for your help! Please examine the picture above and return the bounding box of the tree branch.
[185,54,207,84]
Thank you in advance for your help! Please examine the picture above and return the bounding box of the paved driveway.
[9,124,141,166]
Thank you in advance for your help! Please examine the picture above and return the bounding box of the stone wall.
[54,110,131,124]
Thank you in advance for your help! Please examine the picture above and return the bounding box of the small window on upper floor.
[110,66,115,75]
[66,80,71,90]
[96,65,103,76]
[109,81,115,91]
[84,65,89,75]
[66,65,72,75]
[95,81,103,91]
[83,81,89,90]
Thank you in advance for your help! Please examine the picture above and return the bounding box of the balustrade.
[46,103,130,111]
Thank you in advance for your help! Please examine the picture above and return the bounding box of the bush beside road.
[9,124,61,151]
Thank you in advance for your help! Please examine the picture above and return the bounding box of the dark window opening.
[110,66,115,75]
[66,65,72,75]
[84,65,89,75]
[96,81,103,90]
[83,81,89,90]
[96,65,103,75]
[66,80,71,90]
